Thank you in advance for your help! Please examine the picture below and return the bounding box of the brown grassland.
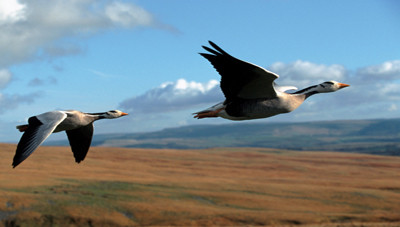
[0,143,400,226]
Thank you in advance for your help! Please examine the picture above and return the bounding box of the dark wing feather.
[12,111,67,168]
[13,117,43,168]
[202,46,220,56]
[66,123,94,163]
[200,41,279,102]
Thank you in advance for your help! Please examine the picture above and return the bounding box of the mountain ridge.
[47,118,400,156]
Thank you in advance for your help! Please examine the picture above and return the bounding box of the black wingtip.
[199,53,216,61]
[202,46,221,56]
[208,40,219,49]
[207,41,230,56]
[74,153,86,164]
[12,155,23,168]
[12,161,20,168]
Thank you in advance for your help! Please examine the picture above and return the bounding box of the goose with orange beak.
[13,110,128,168]
[194,41,350,120]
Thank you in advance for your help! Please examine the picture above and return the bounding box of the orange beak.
[338,83,350,88]
[121,112,129,116]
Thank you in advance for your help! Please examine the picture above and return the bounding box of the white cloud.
[388,104,398,112]
[0,0,170,67]
[105,2,155,27]
[269,60,347,88]
[336,60,400,108]
[359,60,400,76]
[0,69,12,89]
[0,0,26,24]
[0,92,42,114]
[356,60,400,83]
[378,83,400,100]
[119,79,222,113]
[339,80,400,108]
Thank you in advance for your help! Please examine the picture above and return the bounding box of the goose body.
[194,41,349,120]
[13,110,128,168]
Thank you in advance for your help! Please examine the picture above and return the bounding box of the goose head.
[316,81,350,93]
[102,110,129,119]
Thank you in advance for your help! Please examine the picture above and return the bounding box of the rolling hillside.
[52,118,400,156]
[1,144,400,226]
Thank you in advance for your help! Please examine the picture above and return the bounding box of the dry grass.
[0,143,400,226]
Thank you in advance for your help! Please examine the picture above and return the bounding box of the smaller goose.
[194,41,349,120]
[12,110,128,168]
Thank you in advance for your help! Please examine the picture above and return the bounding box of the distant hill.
[49,118,400,156]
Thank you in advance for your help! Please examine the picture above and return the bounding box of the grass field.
[1,143,400,226]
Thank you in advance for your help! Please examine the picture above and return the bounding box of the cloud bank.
[356,60,400,83]
[0,0,169,113]
[0,69,12,89]
[0,92,42,114]
[0,0,166,67]
[120,79,222,113]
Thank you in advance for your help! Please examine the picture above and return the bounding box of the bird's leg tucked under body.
[193,108,223,119]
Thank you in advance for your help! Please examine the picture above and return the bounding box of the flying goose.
[194,41,349,120]
[12,110,128,168]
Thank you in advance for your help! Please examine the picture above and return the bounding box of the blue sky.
[0,0,399,142]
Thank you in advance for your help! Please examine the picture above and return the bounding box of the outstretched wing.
[66,123,94,163]
[13,111,67,168]
[200,41,279,102]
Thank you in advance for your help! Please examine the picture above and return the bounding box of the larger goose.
[194,41,349,120]
[12,110,128,168]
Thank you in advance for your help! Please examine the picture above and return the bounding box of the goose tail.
[193,102,225,119]
[16,124,29,132]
